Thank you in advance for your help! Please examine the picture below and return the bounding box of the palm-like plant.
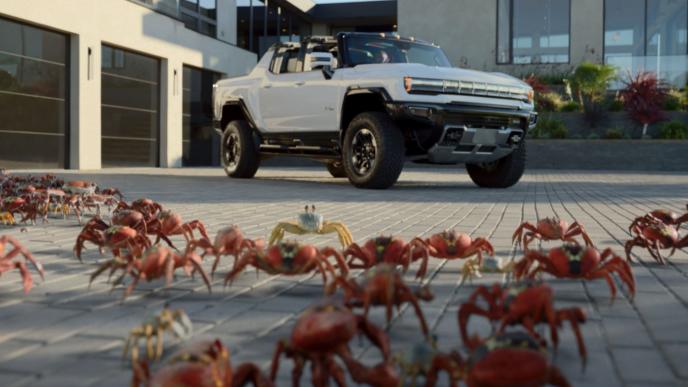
[620,72,666,138]
[567,62,617,126]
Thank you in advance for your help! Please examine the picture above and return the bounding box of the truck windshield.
[345,36,451,67]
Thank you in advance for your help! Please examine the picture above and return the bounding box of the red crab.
[423,229,494,264]
[630,209,688,230]
[2,197,26,219]
[515,244,635,299]
[344,236,430,279]
[332,263,433,337]
[63,180,97,195]
[626,219,688,264]
[98,187,124,200]
[133,339,273,387]
[188,225,262,276]
[0,236,45,293]
[418,332,570,387]
[90,245,210,299]
[74,220,151,261]
[111,209,148,234]
[458,282,587,364]
[513,217,594,250]
[147,210,210,249]
[224,241,348,290]
[118,198,164,219]
[270,299,399,387]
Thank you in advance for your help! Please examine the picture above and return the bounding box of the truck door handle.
[262,84,272,89]
[294,81,305,86]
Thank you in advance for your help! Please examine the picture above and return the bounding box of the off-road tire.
[466,140,526,188]
[326,161,347,178]
[222,120,260,178]
[342,112,405,189]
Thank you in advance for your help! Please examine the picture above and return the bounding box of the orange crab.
[187,225,263,276]
[626,218,688,264]
[344,236,430,279]
[133,339,273,387]
[423,229,494,264]
[0,236,45,293]
[332,263,434,337]
[147,210,210,249]
[515,244,635,300]
[90,245,211,299]
[224,241,348,290]
[513,217,594,251]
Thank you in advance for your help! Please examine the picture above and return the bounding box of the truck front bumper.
[387,101,536,164]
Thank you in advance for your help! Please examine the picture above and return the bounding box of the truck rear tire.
[342,112,405,189]
[466,141,526,188]
[326,161,347,178]
[222,120,260,179]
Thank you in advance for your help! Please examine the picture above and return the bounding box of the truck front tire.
[222,120,260,179]
[466,140,526,188]
[342,112,405,189]
[326,161,347,178]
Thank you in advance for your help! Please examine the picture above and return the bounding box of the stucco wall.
[398,0,605,76]
[0,0,257,169]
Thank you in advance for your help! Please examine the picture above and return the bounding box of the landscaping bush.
[587,133,601,140]
[523,74,549,94]
[663,89,682,111]
[620,72,666,138]
[604,128,624,139]
[606,97,624,112]
[532,119,568,139]
[536,92,564,112]
[658,121,688,139]
[567,62,617,126]
[559,101,581,112]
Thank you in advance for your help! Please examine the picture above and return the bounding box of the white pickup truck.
[213,32,537,189]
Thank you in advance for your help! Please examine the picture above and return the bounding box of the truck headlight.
[404,77,445,94]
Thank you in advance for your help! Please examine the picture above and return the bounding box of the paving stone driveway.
[0,166,687,387]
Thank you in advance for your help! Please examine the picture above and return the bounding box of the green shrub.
[560,101,581,112]
[658,121,688,139]
[536,92,564,112]
[567,62,617,126]
[663,89,682,111]
[587,133,601,140]
[604,128,624,139]
[533,119,568,139]
[606,98,624,112]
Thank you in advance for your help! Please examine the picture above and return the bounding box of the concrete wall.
[397,0,604,75]
[0,0,257,170]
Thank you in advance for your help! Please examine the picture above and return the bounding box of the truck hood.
[352,63,529,89]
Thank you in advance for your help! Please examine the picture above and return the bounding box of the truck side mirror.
[322,65,334,80]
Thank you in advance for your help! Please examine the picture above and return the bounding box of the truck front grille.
[445,113,522,130]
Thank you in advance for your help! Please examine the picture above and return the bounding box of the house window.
[497,0,571,64]
[604,0,688,87]
[181,0,218,38]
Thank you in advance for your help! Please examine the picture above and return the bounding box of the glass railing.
[131,0,181,19]
[606,54,688,89]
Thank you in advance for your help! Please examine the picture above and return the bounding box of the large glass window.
[182,66,221,166]
[605,0,688,87]
[181,0,217,38]
[0,17,68,169]
[497,0,571,64]
[101,45,159,167]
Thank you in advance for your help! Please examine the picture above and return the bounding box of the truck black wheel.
[326,161,347,178]
[222,120,260,179]
[342,112,405,189]
[466,140,526,188]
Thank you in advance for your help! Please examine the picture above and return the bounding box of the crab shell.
[648,210,679,224]
[290,302,357,352]
[427,230,473,256]
[214,226,244,248]
[298,212,324,232]
[468,333,551,385]
[641,223,679,245]
[549,244,605,275]
[112,209,145,228]
[2,197,25,211]
[537,218,568,239]
[106,226,140,246]
[363,237,407,262]
[262,242,319,271]
[150,340,232,387]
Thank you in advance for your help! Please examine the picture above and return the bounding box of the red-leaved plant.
[524,74,550,94]
[620,72,666,138]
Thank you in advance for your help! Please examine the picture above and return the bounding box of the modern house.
[398,0,688,88]
[0,0,255,170]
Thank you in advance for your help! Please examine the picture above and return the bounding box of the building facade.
[0,0,256,170]
[398,0,687,88]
